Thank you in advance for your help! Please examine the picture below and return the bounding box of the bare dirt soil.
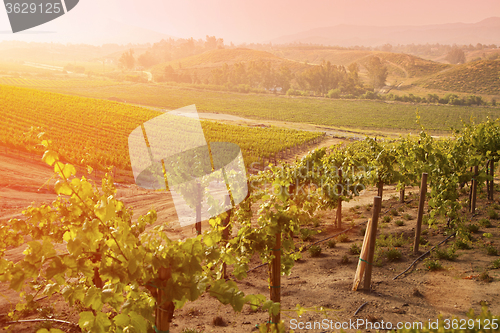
[1,145,500,333]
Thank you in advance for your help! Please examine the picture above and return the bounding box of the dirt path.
[168,109,398,140]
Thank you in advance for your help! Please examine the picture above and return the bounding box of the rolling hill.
[271,47,373,66]
[272,47,450,79]
[417,60,500,96]
[151,48,311,82]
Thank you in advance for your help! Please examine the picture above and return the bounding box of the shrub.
[457,226,473,241]
[455,239,472,250]
[490,258,500,269]
[485,244,499,256]
[479,271,493,283]
[349,243,361,255]
[361,91,379,100]
[360,227,366,236]
[308,245,322,257]
[327,239,337,248]
[326,88,341,99]
[424,258,442,271]
[372,247,384,267]
[337,233,350,243]
[392,234,406,247]
[466,224,480,233]
[390,209,399,216]
[394,220,404,226]
[286,88,302,96]
[386,248,402,261]
[377,233,407,247]
[212,316,226,326]
[340,254,350,264]
[479,218,492,228]
[433,246,458,261]
[403,213,413,220]
[419,237,429,246]
[300,228,318,241]
[488,209,499,220]
[382,215,392,223]
[492,203,500,210]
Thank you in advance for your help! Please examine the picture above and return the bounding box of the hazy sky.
[0,0,499,44]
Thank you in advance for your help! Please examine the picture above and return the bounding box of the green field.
[27,82,500,133]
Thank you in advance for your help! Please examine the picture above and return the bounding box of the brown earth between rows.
[1,143,499,333]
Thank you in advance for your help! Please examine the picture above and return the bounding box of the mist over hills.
[270,17,500,47]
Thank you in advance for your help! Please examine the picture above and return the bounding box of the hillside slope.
[273,47,449,80]
[417,60,500,95]
[152,48,310,82]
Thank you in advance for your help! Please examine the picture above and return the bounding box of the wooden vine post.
[413,173,428,255]
[336,169,343,229]
[377,179,384,198]
[194,182,202,235]
[222,195,232,279]
[399,185,405,203]
[195,203,202,235]
[156,267,174,333]
[470,166,478,213]
[269,231,281,326]
[490,161,495,201]
[486,160,495,201]
[363,196,381,291]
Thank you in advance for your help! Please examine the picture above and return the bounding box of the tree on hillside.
[164,65,178,82]
[119,49,135,70]
[211,63,231,85]
[366,56,388,89]
[446,47,466,64]
[276,64,293,92]
[381,43,393,52]
[138,51,159,68]
[230,62,247,85]
[348,62,360,80]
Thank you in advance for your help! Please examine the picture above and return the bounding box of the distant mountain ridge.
[270,17,500,47]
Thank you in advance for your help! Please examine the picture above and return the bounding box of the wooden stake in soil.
[413,173,428,255]
[269,232,281,326]
[352,218,373,291]
[336,169,343,229]
[363,196,381,291]
[399,185,405,203]
[471,166,478,213]
[156,267,174,332]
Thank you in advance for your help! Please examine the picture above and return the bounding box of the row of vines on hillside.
[0,85,323,172]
